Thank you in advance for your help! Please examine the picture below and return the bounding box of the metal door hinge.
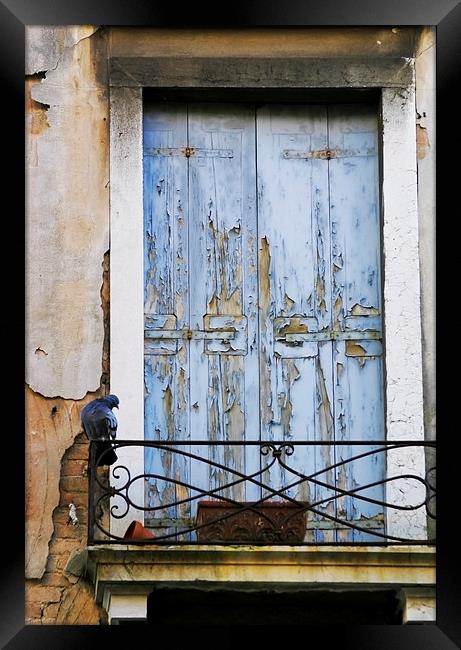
[146,147,233,159]
[282,147,375,161]
[145,327,236,342]
[275,330,382,343]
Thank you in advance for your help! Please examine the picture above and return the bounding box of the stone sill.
[86,544,435,600]
[83,545,436,623]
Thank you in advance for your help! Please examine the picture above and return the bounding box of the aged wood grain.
[188,104,259,509]
[143,104,190,537]
[328,105,384,541]
[257,105,340,542]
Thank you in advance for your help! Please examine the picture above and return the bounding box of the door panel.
[256,104,384,541]
[256,105,336,541]
[327,105,385,541]
[187,104,260,504]
[143,105,190,535]
[143,101,385,542]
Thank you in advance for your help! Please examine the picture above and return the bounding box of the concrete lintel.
[87,545,436,605]
[109,56,414,88]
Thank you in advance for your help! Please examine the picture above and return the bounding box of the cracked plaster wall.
[415,27,435,440]
[26,25,109,400]
[25,25,109,583]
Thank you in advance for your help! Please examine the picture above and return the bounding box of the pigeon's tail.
[94,441,118,467]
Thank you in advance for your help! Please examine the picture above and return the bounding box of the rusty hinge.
[275,330,382,343]
[145,327,236,342]
[282,147,375,161]
[146,147,233,159]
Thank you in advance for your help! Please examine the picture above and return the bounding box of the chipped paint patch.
[350,303,379,316]
[416,124,430,160]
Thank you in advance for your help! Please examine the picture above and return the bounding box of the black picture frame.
[3,0,458,647]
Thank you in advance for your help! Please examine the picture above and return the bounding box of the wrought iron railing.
[87,439,436,545]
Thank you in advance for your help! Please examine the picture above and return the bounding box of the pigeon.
[80,394,119,467]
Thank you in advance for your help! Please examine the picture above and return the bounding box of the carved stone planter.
[196,500,307,543]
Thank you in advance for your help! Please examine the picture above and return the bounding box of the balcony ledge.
[84,544,435,623]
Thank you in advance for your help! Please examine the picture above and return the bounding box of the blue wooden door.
[143,102,384,541]
[257,104,384,541]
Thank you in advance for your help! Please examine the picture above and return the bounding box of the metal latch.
[282,147,376,161]
[276,330,382,343]
[145,327,236,343]
[146,147,233,159]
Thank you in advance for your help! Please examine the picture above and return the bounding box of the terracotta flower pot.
[123,520,155,540]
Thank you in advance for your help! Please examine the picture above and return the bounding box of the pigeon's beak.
[115,405,119,409]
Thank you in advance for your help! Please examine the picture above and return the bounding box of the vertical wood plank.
[327,104,385,541]
[188,104,259,514]
[143,103,190,538]
[256,105,335,541]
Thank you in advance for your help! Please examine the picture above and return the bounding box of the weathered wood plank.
[256,105,335,541]
[188,104,259,511]
[327,104,385,542]
[143,104,190,537]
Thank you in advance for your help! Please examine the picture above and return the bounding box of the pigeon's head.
[104,394,120,409]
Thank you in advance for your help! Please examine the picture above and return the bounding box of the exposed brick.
[53,508,88,527]
[50,538,84,556]
[60,475,88,493]
[47,554,71,572]
[62,460,88,477]
[25,601,43,619]
[64,444,90,461]
[43,602,61,619]
[54,522,86,539]
[45,556,58,573]
[59,491,88,508]
[26,586,63,603]
[41,571,71,587]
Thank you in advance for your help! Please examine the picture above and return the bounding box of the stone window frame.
[108,48,426,540]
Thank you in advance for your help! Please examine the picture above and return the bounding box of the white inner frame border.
[109,80,426,540]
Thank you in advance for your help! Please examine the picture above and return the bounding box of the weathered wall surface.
[26,429,106,624]
[415,27,436,537]
[26,25,109,400]
[25,25,109,623]
[109,27,416,58]
[415,27,436,440]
